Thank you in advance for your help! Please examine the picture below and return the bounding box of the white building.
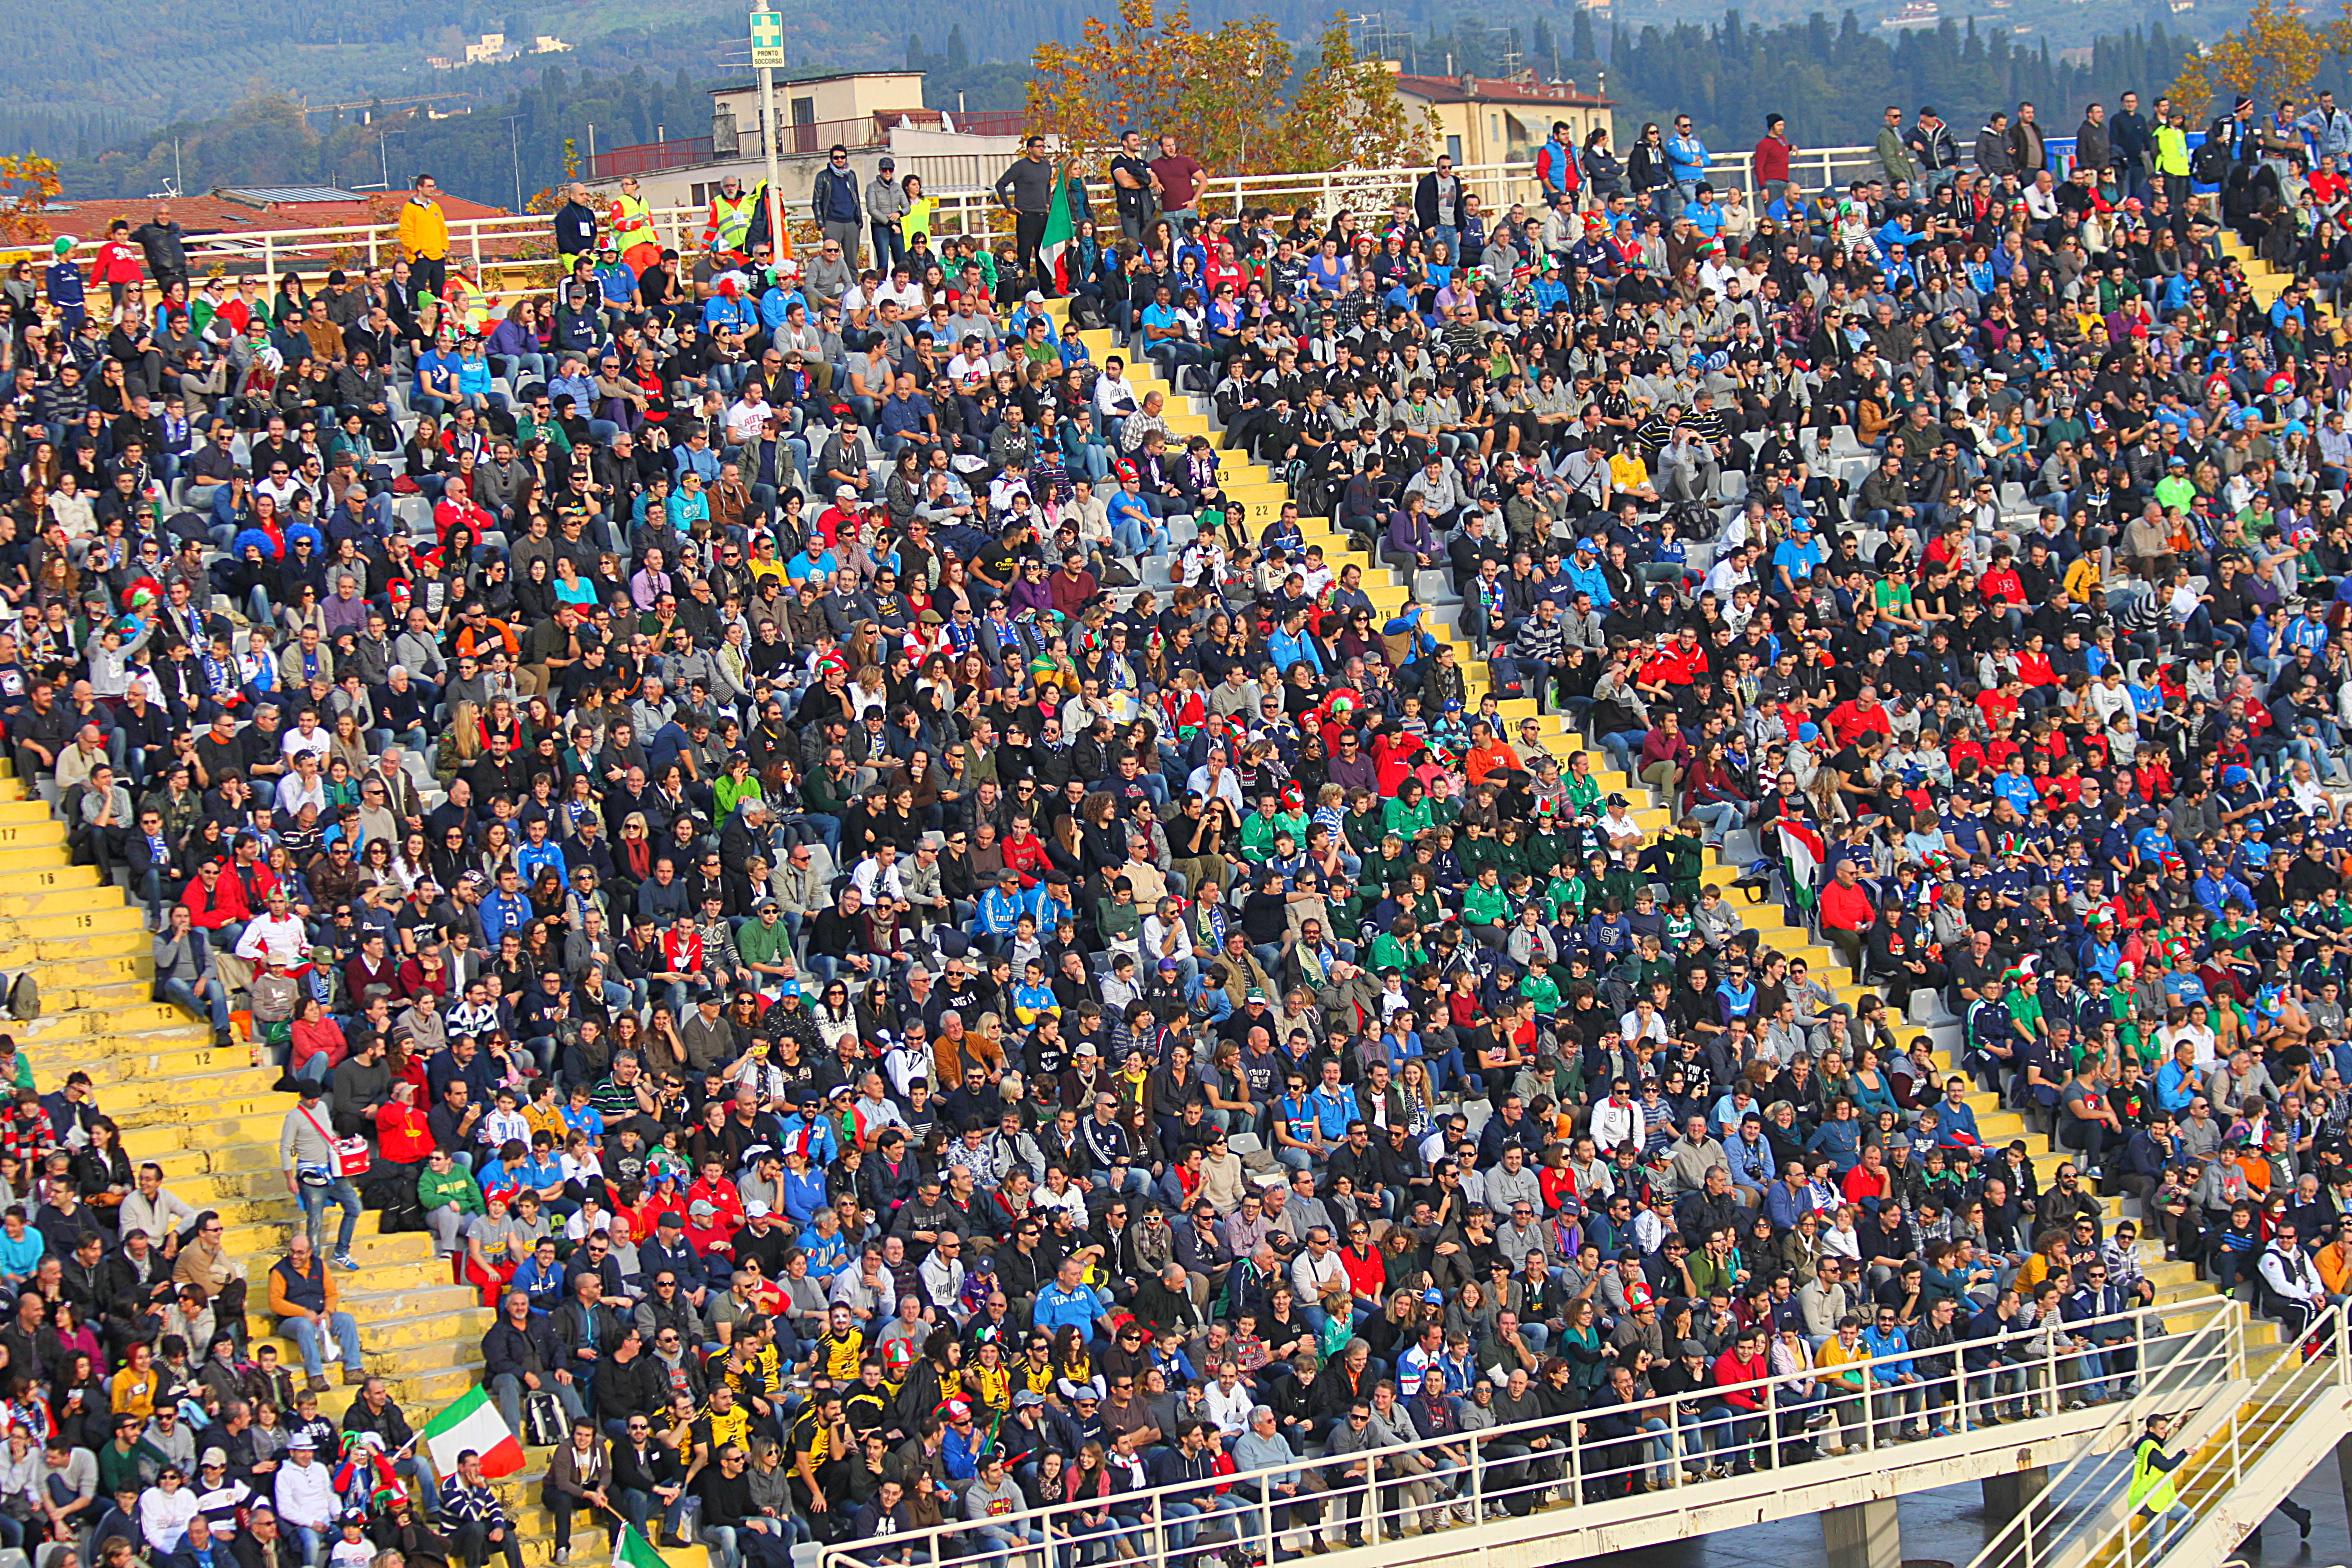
[584,69,1028,219]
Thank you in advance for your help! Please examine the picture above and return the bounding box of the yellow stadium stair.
[1065,309,2267,1349]
[2216,230,2341,343]
[0,770,681,1565]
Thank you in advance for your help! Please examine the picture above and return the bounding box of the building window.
[1446,134,1462,163]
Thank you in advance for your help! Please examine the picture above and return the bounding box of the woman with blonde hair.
[435,699,485,785]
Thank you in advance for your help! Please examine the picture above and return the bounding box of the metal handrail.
[1961,1298,2250,1568]
[826,1296,2234,1568]
[2100,1306,2351,1568]
[50,141,1936,288]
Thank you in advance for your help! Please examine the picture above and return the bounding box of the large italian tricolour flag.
[1038,171,1075,294]
[421,1385,525,1479]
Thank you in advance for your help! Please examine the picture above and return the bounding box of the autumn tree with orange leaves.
[1026,3,1431,178]
[0,154,61,248]
[1027,0,1285,174]
[1277,16,1432,175]
[2172,0,2352,113]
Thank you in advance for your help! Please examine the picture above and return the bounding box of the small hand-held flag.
[420,1385,525,1480]
[613,1524,670,1568]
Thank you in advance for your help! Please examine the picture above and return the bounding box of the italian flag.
[421,1385,525,1479]
[613,1526,668,1568]
[1778,818,1826,889]
[1038,169,1075,294]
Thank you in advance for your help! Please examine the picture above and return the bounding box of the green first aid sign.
[749,11,786,67]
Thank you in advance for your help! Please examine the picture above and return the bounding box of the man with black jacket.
[632,1272,705,1351]
[1907,1294,1965,1433]
[638,1216,710,1306]
[481,1289,580,1436]
[550,1272,626,1412]
[993,1389,1080,1485]
[2110,91,2155,199]
[227,1506,299,1568]
[611,1417,687,1546]
[99,1229,176,1353]
[591,1329,667,1436]
[694,1443,794,1568]
[341,1376,428,1507]
[1577,1361,1654,1499]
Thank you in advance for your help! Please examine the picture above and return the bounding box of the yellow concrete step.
[5,949,152,986]
[248,1325,492,1372]
[0,820,68,851]
[0,863,102,894]
[60,1031,251,1070]
[0,926,148,963]
[248,1330,488,1392]
[253,1305,491,1360]
[94,1062,285,1111]
[153,1139,296,1179]
[219,1223,438,1269]
[27,1004,214,1042]
[116,1113,296,1163]
[0,905,145,942]
[0,884,146,919]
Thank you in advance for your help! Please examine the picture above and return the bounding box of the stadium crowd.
[0,72,2351,1568]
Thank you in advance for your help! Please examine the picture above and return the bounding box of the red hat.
[1624,1280,1656,1310]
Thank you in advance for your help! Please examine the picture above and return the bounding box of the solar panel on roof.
[221,185,365,203]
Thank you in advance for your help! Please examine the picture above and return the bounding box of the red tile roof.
[53,188,509,240]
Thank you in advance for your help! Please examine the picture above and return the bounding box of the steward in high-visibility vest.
[703,175,757,258]
[2128,1429,2180,1515]
[2128,1413,2189,1552]
[607,175,661,271]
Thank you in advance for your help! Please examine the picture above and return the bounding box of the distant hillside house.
[1391,72,1615,169]
[429,32,523,69]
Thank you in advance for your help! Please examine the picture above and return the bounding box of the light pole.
[500,113,525,212]
[1236,50,1266,215]
[750,4,789,262]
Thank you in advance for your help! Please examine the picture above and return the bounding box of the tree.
[2172,0,2332,115]
[1275,14,1435,174]
[0,153,59,247]
[1026,0,1289,173]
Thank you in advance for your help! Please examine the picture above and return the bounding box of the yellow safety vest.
[707,190,756,250]
[610,193,658,250]
[2128,1437,2179,1514]
[2154,125,2191,179]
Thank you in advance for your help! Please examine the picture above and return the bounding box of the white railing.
[2010,1305,2351,1568]
[1961,1297,2258,1568]
[54,142,1920,291]
[826,1296,2238,1568]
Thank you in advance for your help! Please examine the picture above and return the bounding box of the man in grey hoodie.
[866,158,911,279]
[959,1452,1037,1568]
